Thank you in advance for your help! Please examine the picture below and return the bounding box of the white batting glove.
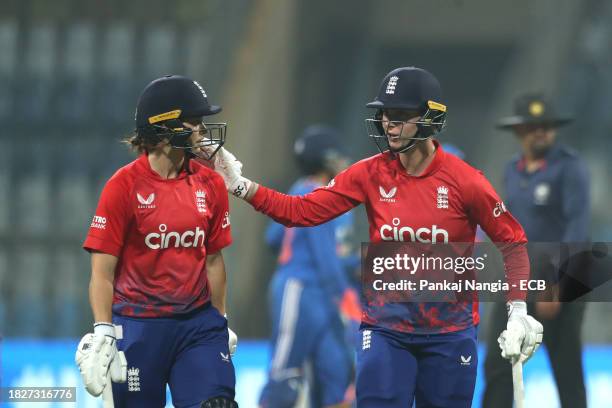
[225,314,238,356]
[498,301,543,363]
[75,323,127,397]
[212,147,253,198]
[228,327,238,357]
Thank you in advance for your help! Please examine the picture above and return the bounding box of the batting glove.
[210,147,253,198]
[75,323,127,397]
[498,301,543,363]
[225,314,238,356]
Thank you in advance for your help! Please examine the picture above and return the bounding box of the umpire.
[482,93,590,408]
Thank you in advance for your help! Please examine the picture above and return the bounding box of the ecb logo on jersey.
[436,186,449,209]
[195,190,207,213]
[137,192,156,209]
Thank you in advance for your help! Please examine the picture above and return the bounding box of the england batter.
[210,67,544,407]
[76,75,239,407]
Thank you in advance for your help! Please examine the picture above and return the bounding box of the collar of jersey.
[391,139,445,178]
[137,153,191,181]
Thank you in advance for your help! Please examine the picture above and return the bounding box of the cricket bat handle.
[102,371,114,408]
[512,359,524,408]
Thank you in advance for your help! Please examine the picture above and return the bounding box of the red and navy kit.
[250,141,529,334]
[83,153,232,317]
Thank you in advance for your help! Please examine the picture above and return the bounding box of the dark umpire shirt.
[504,144,591,298]
[504,143,590,243]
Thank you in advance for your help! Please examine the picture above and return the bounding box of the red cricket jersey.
[83,154,232,317]
[250,141,529,333]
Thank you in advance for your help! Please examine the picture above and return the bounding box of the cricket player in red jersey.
[75,75,239,407]
[209,67,544,407]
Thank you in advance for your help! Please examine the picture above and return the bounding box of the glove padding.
[75,324,127,397]
[209,147,252,198]
[498,301,543,363]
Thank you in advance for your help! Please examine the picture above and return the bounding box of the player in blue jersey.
[258,125,361,408]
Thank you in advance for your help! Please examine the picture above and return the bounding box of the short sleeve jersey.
[83,154,232,317]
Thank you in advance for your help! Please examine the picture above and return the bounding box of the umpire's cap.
[497,93,572,130]
[135,75,221,129]
[366,67,443,112]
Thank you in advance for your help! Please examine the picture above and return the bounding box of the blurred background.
[1,0,611,406]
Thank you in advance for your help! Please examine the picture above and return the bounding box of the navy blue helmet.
[135,75,226,159]
[365,67,447,153]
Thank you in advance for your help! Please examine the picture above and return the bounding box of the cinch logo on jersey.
[144,224,206,249]
[379,186,397,203]
[493,201,507,218]
[90,215,106,229]
[380,218,449,243]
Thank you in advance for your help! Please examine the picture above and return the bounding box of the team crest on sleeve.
[436,186,449,209]
[137,192,156,209]
[379,186,397,203]
[195,190,207,213]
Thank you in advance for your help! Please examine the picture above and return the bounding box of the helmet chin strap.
[389,129,432,154]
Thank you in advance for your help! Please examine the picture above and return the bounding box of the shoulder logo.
[137,193,156,209]
[493,201,507,218]
[386,76,399,95]
[436,186,449,209]
[222,211,230,228]
[379,186,397,202]
[460,355,472,366]
[90,215,106,229]
[326,178,336,188]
